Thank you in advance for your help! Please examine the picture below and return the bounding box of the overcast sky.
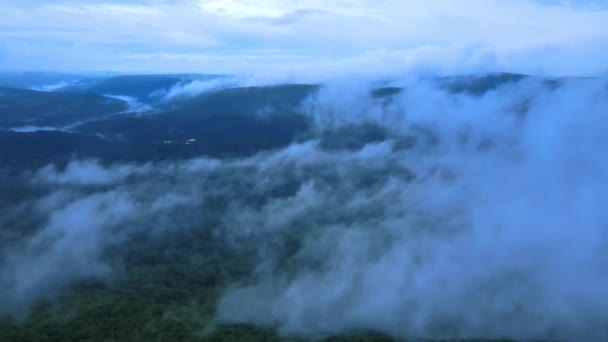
[1,0,608,76]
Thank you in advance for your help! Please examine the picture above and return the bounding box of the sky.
[1,0,608,76]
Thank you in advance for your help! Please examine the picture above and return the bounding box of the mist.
[1,75,607,340]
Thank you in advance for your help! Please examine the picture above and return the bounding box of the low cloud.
[103,95,153,113]
[31,80,75,92]
[1,190,136,315]
[161,76,242,101]
[9,126,63,133]
[34,160,152,186]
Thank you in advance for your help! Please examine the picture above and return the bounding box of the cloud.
[31,80,76,92]
[161,76,242,101]
[34,160,152,186]
[9,126,62,133]
[1,190,136,315]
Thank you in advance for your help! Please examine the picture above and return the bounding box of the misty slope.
[1,73,607,341]
[0,87,127,128]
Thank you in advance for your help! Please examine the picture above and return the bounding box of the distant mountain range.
[0,72,566,169]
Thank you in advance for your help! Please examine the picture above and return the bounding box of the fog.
[1,76,608,340]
